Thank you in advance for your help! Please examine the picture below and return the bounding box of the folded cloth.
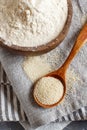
[0,63,27,121]
[0,0,87,129]
[0,63,70,130]
[0,63,87,130]
[78,0,87,14]
[0,64,87,130]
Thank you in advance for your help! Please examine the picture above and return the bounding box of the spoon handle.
[60,23,87,73]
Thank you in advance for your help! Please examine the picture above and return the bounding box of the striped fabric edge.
[0,62,9,84]
[58,107,87,122]
[0,83,27,121]
[0,63,27,121]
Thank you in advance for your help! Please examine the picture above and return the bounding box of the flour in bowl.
[0,0,68,47]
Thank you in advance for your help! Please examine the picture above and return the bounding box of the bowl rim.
[0,0,72,54]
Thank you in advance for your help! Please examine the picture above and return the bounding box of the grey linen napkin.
[0,0,87,129]
[0,50,71,130]
[0,63,70,130]
[0,48,67,128]
[1,64,87,130]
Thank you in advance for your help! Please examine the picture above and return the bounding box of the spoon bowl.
[34,73,66,108]
[33,23,87,108]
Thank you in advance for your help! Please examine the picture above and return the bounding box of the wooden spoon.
[33,23,87,108]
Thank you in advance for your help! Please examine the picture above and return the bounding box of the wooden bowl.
[0,0,72,55]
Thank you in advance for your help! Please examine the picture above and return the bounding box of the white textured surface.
[0,0,68,47]
[23,56,52,82]
[34,77,64,105]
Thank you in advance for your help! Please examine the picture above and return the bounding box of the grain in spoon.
[33,23,87,108]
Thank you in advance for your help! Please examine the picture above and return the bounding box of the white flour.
[0,0,68,47]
